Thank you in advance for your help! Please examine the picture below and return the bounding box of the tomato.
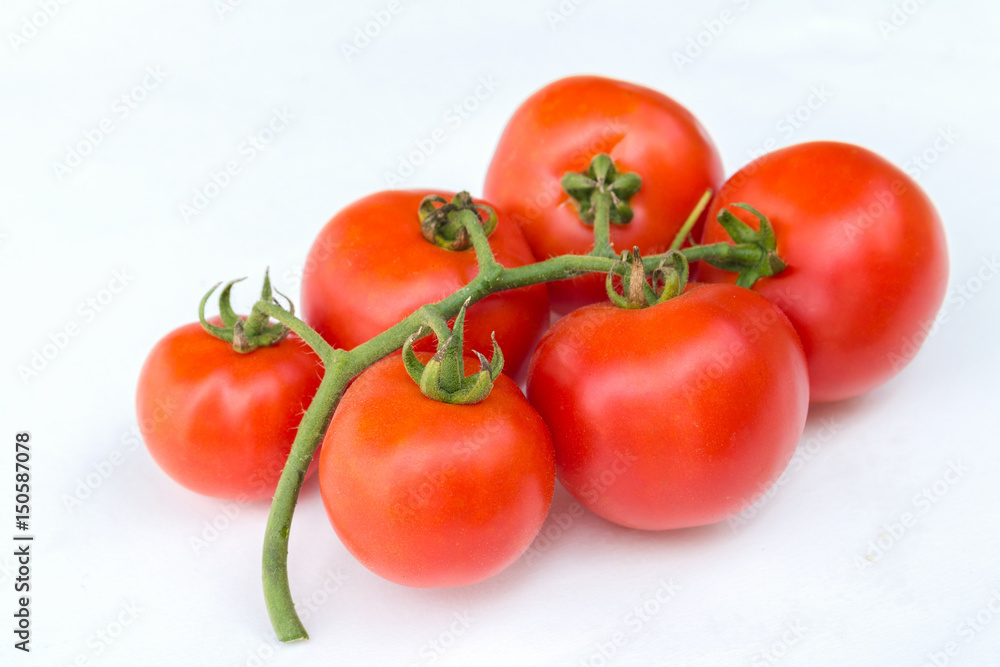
[696,141,949,402]
[136,318,321,500]
[526,284,808,530]
[301,190,549,380]
[483,75,723,313]
[319,353,555,587]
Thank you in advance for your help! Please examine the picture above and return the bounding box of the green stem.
[454,209,502,279]
[260,217,779,643]
[262,367,349,641]
[682,242,762,265]
[588,191,614,258]
[669,188,713,251]
[415,305,452,345]
[253,301,337,364]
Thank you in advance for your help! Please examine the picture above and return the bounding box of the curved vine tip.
[653,250,690,302]
[198,269,293,352]
[402,299,503,404]
[418,191,498,251]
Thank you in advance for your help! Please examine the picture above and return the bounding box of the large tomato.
[697,141,949,402]
[484,75,723,313]
[301,190,549,379]
[136,318,322,500]
[319,353,555,587]
[526,284,808,530]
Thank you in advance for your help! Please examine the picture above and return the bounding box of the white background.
[2,1,999,665]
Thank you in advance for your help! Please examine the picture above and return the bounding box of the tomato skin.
[526,284,808,531]
[301,190,549,380]
[696,141,949,402]
[135,319,322,500]
[319,354,555,588]
[483,75,723,313]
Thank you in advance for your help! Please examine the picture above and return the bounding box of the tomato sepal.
[606,247,690,309]
[417,191,499,251]
[402,300,504,405]
[561,153,642,227]
[198,270,294,353]
[703,204,786,288]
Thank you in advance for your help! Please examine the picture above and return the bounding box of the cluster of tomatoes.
[137,76,948,593]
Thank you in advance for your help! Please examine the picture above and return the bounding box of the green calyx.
[199,270,294,353]
[606,246,690,309]
[707,204,786,288]
[418,191,498,251]
[562,153,642,227]
[402,299,503,405]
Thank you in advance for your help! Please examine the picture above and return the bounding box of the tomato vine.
[215,162,788,641]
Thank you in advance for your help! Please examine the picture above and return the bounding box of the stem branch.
[260,209,779,642]
[669,188,713,251]
[254,301,337,364]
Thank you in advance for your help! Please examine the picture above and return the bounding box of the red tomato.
[526,284,808,530]
[319,353,555,587]
[136,318,321,500]
[483,75,723,313]
[697,141,949,402]
[301,190,549,380]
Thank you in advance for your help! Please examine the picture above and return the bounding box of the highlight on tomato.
[527,250,809,530]
[484,75,723,313]
[301,190,549,380]
[696,141,949,402]
[318,305,555,587]
[136,274,321,501]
